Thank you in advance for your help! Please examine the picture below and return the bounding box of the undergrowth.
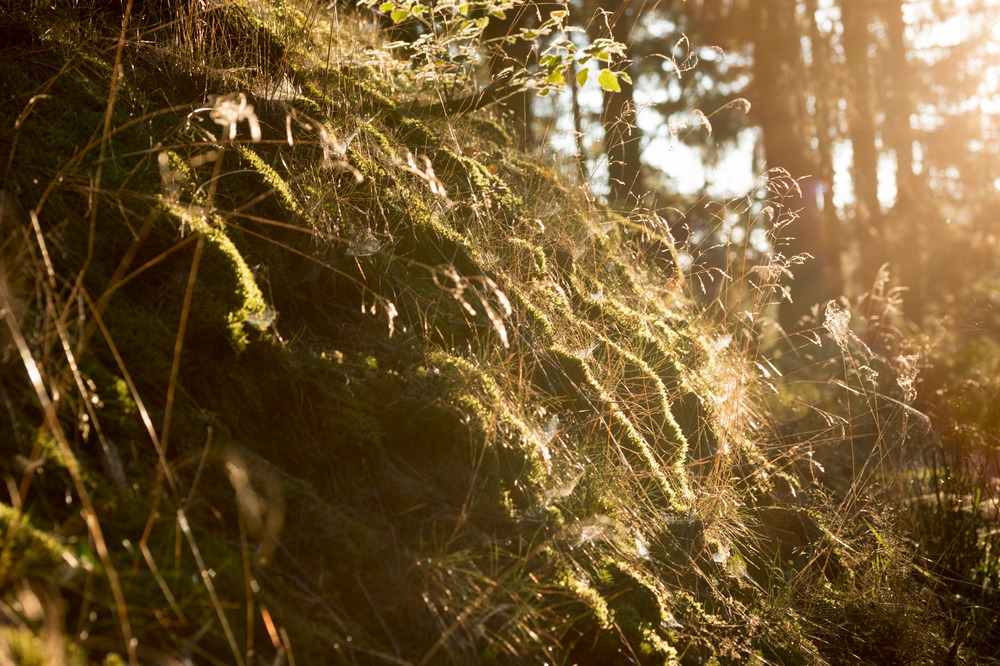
[0,0,996,664]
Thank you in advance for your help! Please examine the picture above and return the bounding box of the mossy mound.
[0,1,959,664]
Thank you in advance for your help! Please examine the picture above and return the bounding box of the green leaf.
[380,2,394,11]
[576,68,589,87]
[391,8,409,22]
[619,71,632,85]
[538,18,558,32]
[598,69,621,92]
[458,2,469,15]
[546,67,566,86]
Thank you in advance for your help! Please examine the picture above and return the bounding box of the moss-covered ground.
[0,1,995,664]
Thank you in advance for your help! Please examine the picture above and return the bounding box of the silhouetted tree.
[589,0,645,207]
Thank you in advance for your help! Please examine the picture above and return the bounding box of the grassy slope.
[0,1,983,664]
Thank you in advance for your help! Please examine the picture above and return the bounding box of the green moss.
[361,124,395,155]
[507,285,558,342]
[505,237,548,277]
[0,628,89,666]
[160,150,197,203]
[638,627,680,664]
[332,69,399,115]
[431,352,558,503]
[465,114,510,144]
[543,345,687,509]
[235,144,301,215]
[157,206,268,351]
[397,116,438,149]
[460,153,524,217]
[0,504,78,583]
[560,565,614,630]
[594,336,689,460]
[287,92,322,116]
[33,431,87,485]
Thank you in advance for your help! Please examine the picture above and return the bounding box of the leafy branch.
[363,0,632,98]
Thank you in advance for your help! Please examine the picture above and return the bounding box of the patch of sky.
[831,140,854,211]
[540,23,760,199]
[878,150,898,211]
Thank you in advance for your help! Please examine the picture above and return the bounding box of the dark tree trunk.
[881,0,925,321]
[750,1,835,329]
[841,2,886,291]
[602,72,643,206]
[594,0,644,208]
[805,0,844,294]
[481,3,541,149]
[569,58,588,183]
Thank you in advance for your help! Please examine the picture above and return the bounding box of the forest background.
[497,0,1000,330]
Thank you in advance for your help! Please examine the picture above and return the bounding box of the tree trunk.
[805,0,844,295]
[481,3,540,149]
[594,0,644,208]
[841,2,886,291]
[569,58,588,184]
[750,1,835,329]
[881,0,924,321]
